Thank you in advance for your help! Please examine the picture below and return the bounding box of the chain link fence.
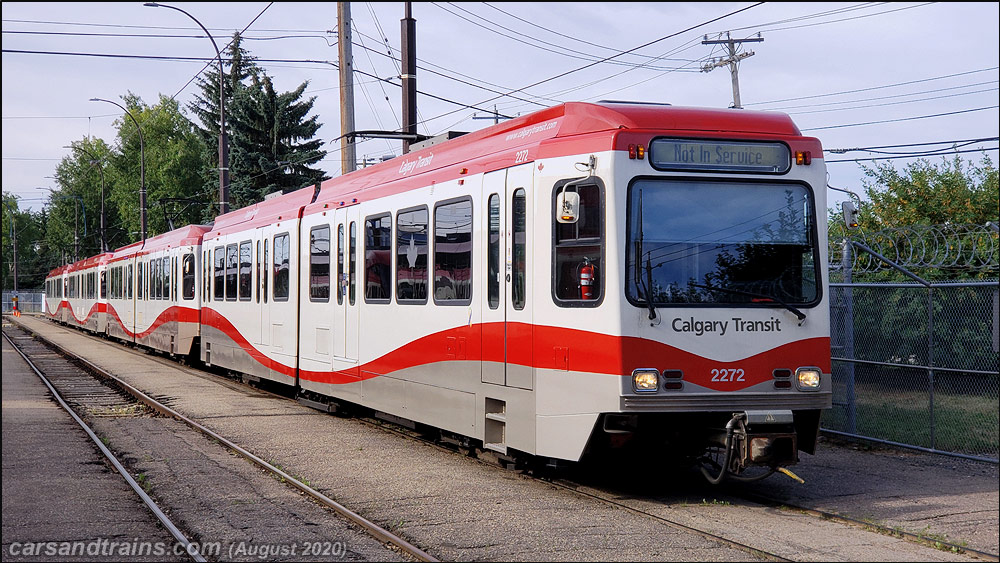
[2,291,44,314]
[827,230,999,463]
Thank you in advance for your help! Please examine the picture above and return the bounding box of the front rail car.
[288,102,832,476]
[40,103,833,483]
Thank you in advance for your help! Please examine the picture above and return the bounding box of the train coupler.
[701,410,799,484]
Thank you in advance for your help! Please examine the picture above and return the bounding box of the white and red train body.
[47,226,209,357]
[44,102,832,477]
[44,253,110,332]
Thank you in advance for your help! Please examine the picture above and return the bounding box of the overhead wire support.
[701,32,763,109]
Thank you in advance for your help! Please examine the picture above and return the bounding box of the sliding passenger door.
[481,171,507,386]
[333,206,360,377]
[481,164,533,390]
[505,164,533,390]
[268,226,296,370]
[257,228,270,347]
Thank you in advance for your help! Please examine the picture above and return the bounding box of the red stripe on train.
[63,305,831,392]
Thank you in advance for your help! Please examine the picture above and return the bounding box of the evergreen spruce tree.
[228,74,327,207]
[188,32,261,213]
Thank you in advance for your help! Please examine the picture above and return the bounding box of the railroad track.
[2,327,206,563]
[9,317,996,562]
[2,322,436,563]
[733,489,999,563]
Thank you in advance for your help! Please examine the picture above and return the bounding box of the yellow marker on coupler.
[777,467,805,484]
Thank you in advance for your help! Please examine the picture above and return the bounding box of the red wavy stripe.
[201,307,297,378]
[50,301,106,325]
[59,302,831,392]
[297,321,830,392]
[105,303,199,339]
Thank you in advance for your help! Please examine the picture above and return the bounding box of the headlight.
[796,367,822,391]
[632,369,660,393]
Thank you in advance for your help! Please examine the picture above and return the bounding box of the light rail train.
[44,101,832,482]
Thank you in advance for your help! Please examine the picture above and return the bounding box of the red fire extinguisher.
[578,258,595,300]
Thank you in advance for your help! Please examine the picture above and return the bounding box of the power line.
[747,67,999,106]
[801,105,1000,131]
[430,2,701,73]
[480,2,701,64]
[1,47,510,121]
[828,137,999,153]
[420,2,765,124]
[765,79,999,112]
[348,32,560,107]
[752,2,935,34]
[786,87,999,116]
[1,17,327,34]
[826,146,999,163]
[351,18,399,154]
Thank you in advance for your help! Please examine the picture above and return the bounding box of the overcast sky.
[3,2,999,215]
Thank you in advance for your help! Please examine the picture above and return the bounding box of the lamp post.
[145,2,229,215]
[65,144,107,252]
[90,97,145,242]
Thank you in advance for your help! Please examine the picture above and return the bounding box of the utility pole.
[401,2,417,154]
[472,105,501,125]
[3,201,17,293]
[701,32,763,109]
[338,2,357,175]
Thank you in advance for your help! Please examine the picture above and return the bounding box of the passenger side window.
[553,181,604,306]
[349,222,357,305]
[512,189,526,310]
[239,241,252,301]
[214,246,225,301]
[364,214,392,302]
[434,199,472,304]
[163,257,170,301]
[182,254,195,300]
[337,225,345,305]
[310,225,331,301]
[273,233,290,301]
[226,244,238,301]
[396,207,428,303]
[487,194,500,310]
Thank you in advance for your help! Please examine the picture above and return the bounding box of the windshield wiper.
[632,247,658,322]
[635,188,657,322]
[689,282,807,324]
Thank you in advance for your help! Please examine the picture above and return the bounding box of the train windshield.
[626,178,819,307]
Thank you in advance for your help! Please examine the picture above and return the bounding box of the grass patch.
[823,380,999,457]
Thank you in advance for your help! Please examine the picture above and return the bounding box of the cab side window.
[553,181,604,306]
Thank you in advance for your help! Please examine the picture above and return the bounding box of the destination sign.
[649,138,790,173]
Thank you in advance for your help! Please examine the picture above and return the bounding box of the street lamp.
[90,97,146,242]
[145,2,229,215]
[64,144,107,252]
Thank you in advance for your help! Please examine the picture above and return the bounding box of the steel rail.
[734,488,1000,562]
[2,328,207,563]
[15,315,993,561]
[4,321,437,563]
[351,417,792,562]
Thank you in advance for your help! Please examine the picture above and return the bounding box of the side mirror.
[556,190,580,224]
[842,201,859,230]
